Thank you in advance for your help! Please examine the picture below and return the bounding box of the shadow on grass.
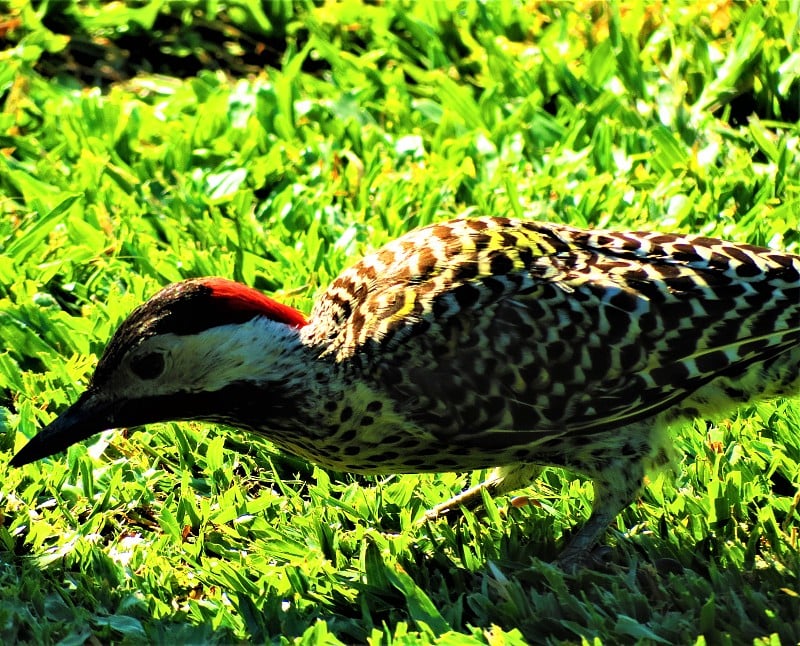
[4,486,800,644]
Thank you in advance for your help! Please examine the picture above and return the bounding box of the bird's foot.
[421,464,542,524]
[555,543,613,572]
[421,480,490,523]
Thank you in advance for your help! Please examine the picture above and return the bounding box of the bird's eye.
[130,352,166,380]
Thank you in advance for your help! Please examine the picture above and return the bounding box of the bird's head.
[10,278,308,467]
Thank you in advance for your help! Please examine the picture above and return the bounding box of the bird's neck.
[180,317,341,440]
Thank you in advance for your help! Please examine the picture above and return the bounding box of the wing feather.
[307,218,800,444]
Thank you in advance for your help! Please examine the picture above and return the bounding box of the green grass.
[1,0,799,643]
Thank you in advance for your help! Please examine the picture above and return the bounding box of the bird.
[9,216,800,569]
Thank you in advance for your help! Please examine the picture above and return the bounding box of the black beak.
[9,390,115,467]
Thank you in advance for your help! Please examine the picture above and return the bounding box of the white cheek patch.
[151,318,305,394]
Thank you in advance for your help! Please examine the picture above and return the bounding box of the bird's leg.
[423,463,542,521]
[556,458,646,571]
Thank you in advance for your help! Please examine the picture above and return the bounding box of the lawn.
[1,1,799,643]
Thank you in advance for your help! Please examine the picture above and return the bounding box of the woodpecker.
[10,217,800,568]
